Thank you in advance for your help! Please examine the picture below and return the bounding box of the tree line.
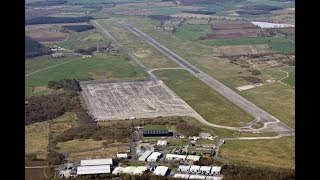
[25,16,93,25]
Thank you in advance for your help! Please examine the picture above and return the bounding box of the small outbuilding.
[189,175,206,179]
[178,165,190,173]
[189,165,201,174]
[186,155,201,162]
[210,166,222,175]
[200,166,212,175]
[147,152,162,162]
[165,154,187,161]
[153,166,169,176]
[173,174,190,179]
[138,150,153,161]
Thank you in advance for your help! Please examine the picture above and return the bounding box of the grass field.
[144,125,167,130]
[282,69,295,87]
[239,132,278,137]
[219,137,294,169]
[174,24,212,41]
[25,121,49,159]
[50,112,79,139]
[56,139,104,152]
[25,168,47,180]
[68,146,130,161]
[25,54,147,94]
[251,122,264,129]
[126,17,294,129]
[97,19,178,69]
[58,30,94,49]
[155,69,254,127]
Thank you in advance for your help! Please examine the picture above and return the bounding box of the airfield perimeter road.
[115,18,294,135]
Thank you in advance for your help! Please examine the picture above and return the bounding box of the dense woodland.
[48,79,82,92]
[27,0,67,7]
[182,10,216,15]
[25,35,51,58]
[25,91,91,125]
[25,16,93,25]
[148,15,171,21]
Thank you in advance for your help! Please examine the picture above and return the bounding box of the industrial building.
[153,166,169,176]
[77,165,111,175]
[205,176,223,180]
[200,166,212,175]
[165,154,187,161]
[190,165,201,174]
[138,150,153,161]
[157,140,168,146]
[122,166,136,174]
[116,153,128,158]
[178,165,190,173]
[143,129,172,137]
[51,53,64,58]
[133,166,148,175]
[147,152,162,162]
[211,166,222,175]
[112,167,124,175]
[186,155,201,162]
[189,175,206,179]
[173,174,190,179]
[80,158,113,166]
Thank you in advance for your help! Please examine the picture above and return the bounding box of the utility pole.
[96,41,99,53]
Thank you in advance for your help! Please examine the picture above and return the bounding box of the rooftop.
[80,158,112,166]
[122,166,136,174]
[174,174,190,179]
[133,166,148,175]
[138,150,153,161]
[153,166,169,176]
[77,165,110,175]
[186,155,201,161]
[147,152,162,161]
[211,166,222,172]
[189,175,206,179]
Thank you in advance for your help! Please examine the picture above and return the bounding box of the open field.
[213,44,272,56]
[144,125,167,130]
[173,24,212,41]
[50,112,79,139]
[25,121,49,159]
[96,19,178,69]
[154,69,253,127]
[25,24,68,44]
[25,168,47,180]
[67,146,130,161]
[25,54,147,92]
[219,137,294,169]
[56,139,104,152]
[80,80,196,121]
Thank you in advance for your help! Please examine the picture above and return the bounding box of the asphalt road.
[116,18,294,134]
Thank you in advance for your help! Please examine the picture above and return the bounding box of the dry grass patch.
[220,137,294,169]
[25,121,49,159]
[214,44,272,56]
[56,139,104,152]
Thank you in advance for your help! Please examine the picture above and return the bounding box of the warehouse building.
[112,167,124,175]
[147,152,162,162]
[153,166,169,176]
[143,129,172,137]
[157,140,167,146]
[211,166,222,175]
[122,166,136,175]
[190,165,201,174]
[189,175,206,179]
[178,165,190,173]
[165,154,187,161]
[205,176,223,180]
[77,165,110,175]
[80,159,112,166]
[200,166,212,175]
[116,153,128,158]
[174,174,190,179]
[138,150,153,161]
[186,155,201,162]
[133,166,148,175]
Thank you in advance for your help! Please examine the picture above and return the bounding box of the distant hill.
[25,35,51,58]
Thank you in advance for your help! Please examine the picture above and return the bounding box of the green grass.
[56,139,104,151]
[59,30,94,49]
[251,122,264,129]
[84,32,105,41]
[155,69,254,127]
[174,24,212,41]
[239,132,278,137]
[168,139,189,146]
[144,125,167,130]
[219,137,294,169]
[150,6,182,16]
[25,54,147,88]
[127,161,146,166]
[281,70,295,87]
[270,41,295,54]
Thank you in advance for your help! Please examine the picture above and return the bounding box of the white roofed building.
[122,166,136,174]
[189,175,206,179]
[174,173,190,179]
[133,166,148,175]
[112,167,124,175]
[190,165,201,174]
[211,166,222,175]
[186,155,201,162]
[77,165,110,175]
[178,165,190,173]
[200,166,212,175]
[80,158,112,166]
[116,153,128,158]
[205,176,223,180]
[157,140,167,146]
[138,150,152,161]
[147,152,162,162]
[153,166,169,176]
[165,154,187,161]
